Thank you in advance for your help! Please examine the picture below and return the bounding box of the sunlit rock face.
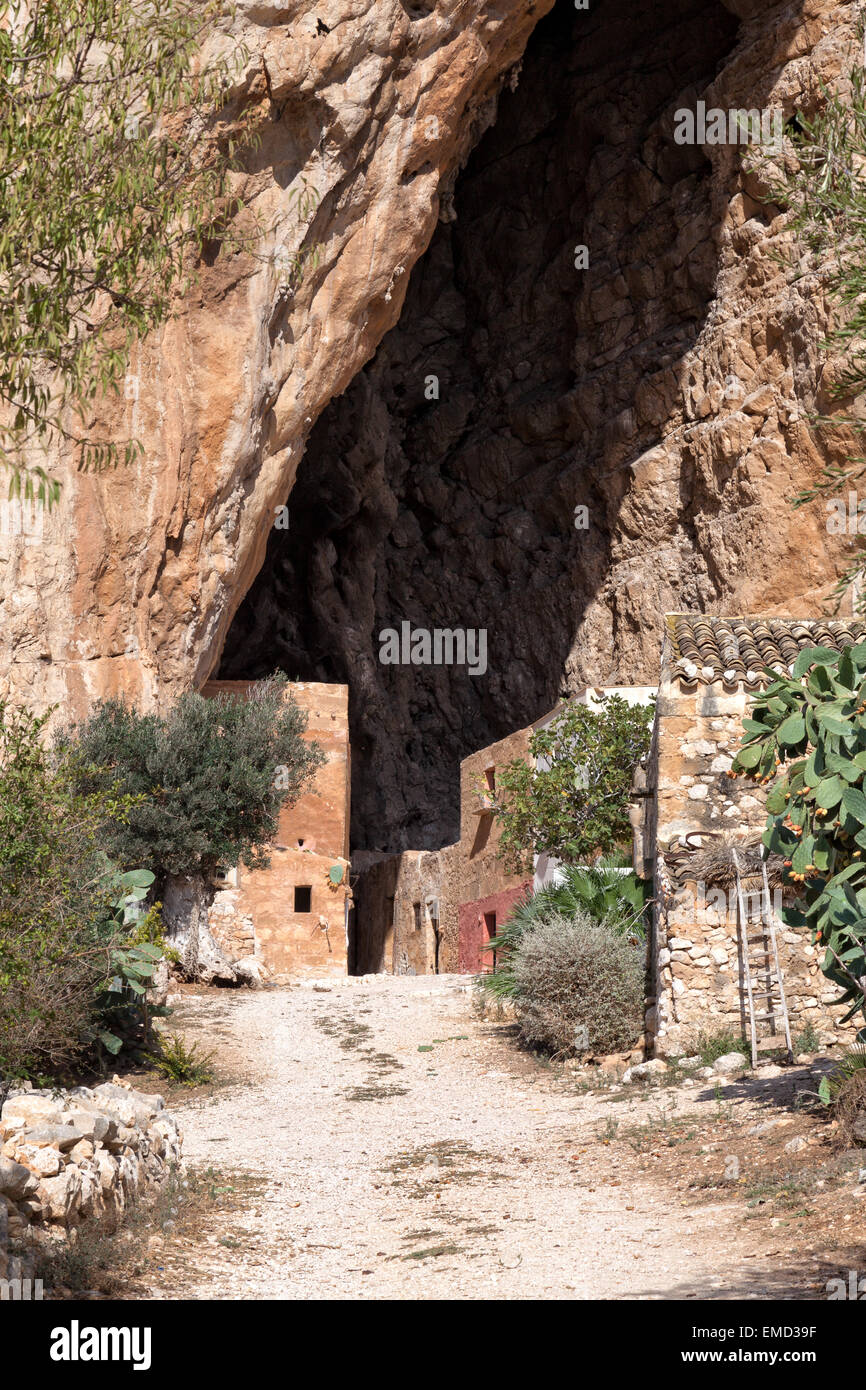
[0,0,554,718]
[2,0,856,856]
[221,0,854,852]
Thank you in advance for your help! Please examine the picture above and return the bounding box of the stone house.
[352,720,536,975]
[641,615,864,1057]
[350,849,446,977]
[448,722,540,975]
[354,687,654,975]
[200,680,351,981]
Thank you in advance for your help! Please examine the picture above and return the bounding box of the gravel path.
[145,975,777,1300]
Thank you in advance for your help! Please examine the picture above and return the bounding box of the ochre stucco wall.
[202,680,351,979]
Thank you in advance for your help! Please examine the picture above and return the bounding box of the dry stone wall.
[650,674,860,1055]
[0,1080,181,1281]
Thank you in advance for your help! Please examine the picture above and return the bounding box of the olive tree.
[57,675,325,979]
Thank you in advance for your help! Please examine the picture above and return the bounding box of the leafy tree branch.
[0,0,258,501]
[492,695,654,874]
[731,643,866,1033]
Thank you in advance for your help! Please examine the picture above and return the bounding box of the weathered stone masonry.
[0,1081,182,1286]
[645,615,864,1057]
[353,720,535,975]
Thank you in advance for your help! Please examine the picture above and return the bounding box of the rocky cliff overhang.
[218,0,862,849]
[1,0,556,716]
[1,0,861,857]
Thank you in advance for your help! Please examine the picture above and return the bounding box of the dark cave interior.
[218,0,741,852]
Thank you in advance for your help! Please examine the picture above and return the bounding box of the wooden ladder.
[731,849,793,1068]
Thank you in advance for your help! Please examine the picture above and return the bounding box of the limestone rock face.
[1,0,861,856]
[0,0,553,717]
[221,0,863,849]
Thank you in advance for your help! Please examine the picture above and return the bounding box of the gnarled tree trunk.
[161,874,238,985]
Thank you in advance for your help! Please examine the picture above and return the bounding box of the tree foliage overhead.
[731,643,866,1032]
[56,674,326,879]
[0,0,253,499]
[492,695,654,874]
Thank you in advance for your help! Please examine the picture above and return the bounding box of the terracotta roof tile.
[665,614,866,687]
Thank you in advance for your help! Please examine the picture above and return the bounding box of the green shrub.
[509,911,644,1058]
[690,1028,750,1067]
[818,1044,866,1103]
[483,856,648,1000]
[793,1023,822,1055]
[0,702,132,1080]
[817,1046,866,1146]
[56,674,325,880]
[145,1033,216,1086]
[127,900,179,964]
[93,869,168,1059]
[732,641,866,1031]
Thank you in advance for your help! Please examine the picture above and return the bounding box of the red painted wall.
[457,883,531,974]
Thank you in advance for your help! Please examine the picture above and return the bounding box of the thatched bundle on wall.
[661,833,788,893]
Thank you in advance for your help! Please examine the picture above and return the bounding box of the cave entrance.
[219,0,741,858]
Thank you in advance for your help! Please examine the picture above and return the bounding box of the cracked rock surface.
[221,0,859,849]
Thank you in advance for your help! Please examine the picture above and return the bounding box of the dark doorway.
[484,911,498,973]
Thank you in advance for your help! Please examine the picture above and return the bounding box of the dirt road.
[144,975,837,1300]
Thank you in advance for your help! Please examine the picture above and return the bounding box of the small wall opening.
[294,885,313,913]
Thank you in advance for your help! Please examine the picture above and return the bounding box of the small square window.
[294,885,312,913]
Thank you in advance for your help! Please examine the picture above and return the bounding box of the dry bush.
[826,1048,866,1148]
[26,1164,269,1297]
[510,910,644,1057]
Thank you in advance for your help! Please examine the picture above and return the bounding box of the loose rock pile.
[0,1079,182,1282]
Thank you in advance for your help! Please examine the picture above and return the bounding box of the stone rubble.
[0,1078,181,1283]
[621,1058,669,1083]
[712,1051,750,1076]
